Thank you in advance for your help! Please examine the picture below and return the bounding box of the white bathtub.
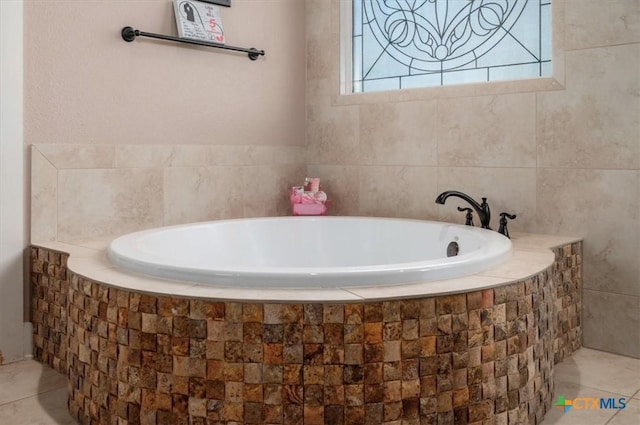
[107,217,512,288]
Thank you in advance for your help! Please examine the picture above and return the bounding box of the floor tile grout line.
[553,379,640,398]
[0,384,67,408]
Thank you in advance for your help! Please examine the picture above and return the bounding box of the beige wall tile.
[359,101,437,166]
[307,28,338,82]
[358,166,438,219]
[306,165,360,216]
[163,166,244,226]
[437,93,537,167]
[57,168,163,240]
[115,145,212,168]
[583,290,640,358]
[242,164,307,217]
[306,104,360,165]
[30,147,58,243]
[306,78,334,108]
[537,168,639,296]
[437,168,537,232]
[565,0,640,50]
[242,146,306,166]
[35,144,115,169]
[537,44,640,169]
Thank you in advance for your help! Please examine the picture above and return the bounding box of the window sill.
[333,76,566,106]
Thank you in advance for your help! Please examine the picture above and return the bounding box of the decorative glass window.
[348,0,552,93]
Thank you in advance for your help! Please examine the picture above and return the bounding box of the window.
[345,0,552,93]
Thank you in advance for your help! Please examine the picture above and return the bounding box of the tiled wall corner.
[30,146,58,243]
[30,144,307,242]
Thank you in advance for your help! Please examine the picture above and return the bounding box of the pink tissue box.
[292,202,327,216]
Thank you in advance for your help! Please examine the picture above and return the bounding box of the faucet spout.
[435,190,492,229]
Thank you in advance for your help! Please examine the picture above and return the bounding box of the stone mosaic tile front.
[31,243,582,425]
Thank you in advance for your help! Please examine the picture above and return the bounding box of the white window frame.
[338,0,563,100]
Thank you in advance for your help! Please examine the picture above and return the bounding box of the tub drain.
[447,241,459,257]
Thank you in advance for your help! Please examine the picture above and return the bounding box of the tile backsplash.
[30,144,306,242]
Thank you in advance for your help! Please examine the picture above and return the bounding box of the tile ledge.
[33,230,581,302]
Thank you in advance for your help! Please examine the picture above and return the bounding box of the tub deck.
[31,232,582,425]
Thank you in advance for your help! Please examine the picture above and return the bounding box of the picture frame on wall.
[198,0,231,6]
[173,0,225,44]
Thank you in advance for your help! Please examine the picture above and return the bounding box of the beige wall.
[24,0,305,146]
[305,0,640,357]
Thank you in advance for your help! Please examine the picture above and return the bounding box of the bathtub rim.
[32,224,581,302]
[105,216,513,289]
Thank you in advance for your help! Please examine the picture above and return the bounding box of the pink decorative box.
[290,184,328,216]
[292,202,328,216]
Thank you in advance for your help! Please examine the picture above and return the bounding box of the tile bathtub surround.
[31,242,581,425]
[30,144,307,243]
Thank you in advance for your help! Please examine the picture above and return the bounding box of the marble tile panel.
[553,348,640,397]
[511,233,582,251]
[66,249,113,274]
[208,145,251,165]
[205,146,305,167]
[582,290,640,359]
[304,0,338,85]
[437,167,537,232]
[305,165,360,216]
[241,146,306,166]
[30,146,58,243]
[34,241,101,258]
[242,164,307,217]
[57,168,164,240]
[537,44,640,169]
[115,145,212,168]
[537,168,639,296]
[305,0,332,44]
[477,250,555,281]
[436,93,537,167]
[182,284,365,303]
[359,101,437,166]
[608,398,640,425]
[34,144,115,169]
[564,0,640,50]
[307,27,339,82]
[0,361,66,405]
[0,387,75,425]
[163,166,244,226]
[357,166,438,220]
[59,235,114,250]
[307,78,334,108]
[343,275,508,301]
[306,104,360,165]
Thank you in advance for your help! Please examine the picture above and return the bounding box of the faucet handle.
[457,206,474,226]
[498,212,517,238]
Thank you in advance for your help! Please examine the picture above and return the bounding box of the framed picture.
[173,0,225,44]
[198,0,231,6]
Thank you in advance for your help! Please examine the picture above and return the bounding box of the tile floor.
[0,348,637,424]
